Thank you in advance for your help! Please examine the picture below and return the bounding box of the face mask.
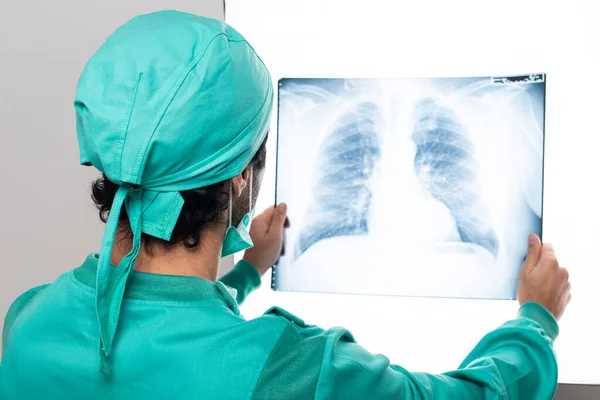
[221,166,255,257]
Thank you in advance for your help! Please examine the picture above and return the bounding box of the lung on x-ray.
[272,75,545,300]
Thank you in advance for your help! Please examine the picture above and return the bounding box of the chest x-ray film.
[272,75,545,300]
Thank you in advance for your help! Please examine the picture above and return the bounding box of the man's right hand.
[517,234,571,320]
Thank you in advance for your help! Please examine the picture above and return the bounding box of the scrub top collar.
[73,253,240,315]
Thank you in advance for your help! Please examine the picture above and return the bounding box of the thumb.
[268,203,288,235]
[522,234,542,272]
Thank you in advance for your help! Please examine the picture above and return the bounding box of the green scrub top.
[1,254,559,399]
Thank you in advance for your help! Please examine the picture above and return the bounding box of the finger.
[558,267,569,282]
[267,203,288,235]
[558,291,571,320]
[279,217,291,256]
[540,242,556,260]
[538,243,559,270]
[258,205,275,220]
[565,281,572,294]
[251,206,274,226]
[522,234,542,273]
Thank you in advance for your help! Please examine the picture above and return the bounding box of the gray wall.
[0,0,225,336]
[0,0,596,397]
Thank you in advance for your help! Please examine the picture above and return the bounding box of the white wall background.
[226,0,600,396]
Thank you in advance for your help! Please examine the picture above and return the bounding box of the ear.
[231,167,251,198]
[240,166,251,184]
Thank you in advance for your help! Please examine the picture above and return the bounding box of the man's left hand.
[243,204,290,276]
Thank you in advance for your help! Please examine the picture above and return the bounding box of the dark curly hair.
[91,138,267,251]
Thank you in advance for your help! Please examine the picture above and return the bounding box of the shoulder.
[259,306,354,343]
[3,284,50,348]
[4,285,49,323]
[251,307,356,400]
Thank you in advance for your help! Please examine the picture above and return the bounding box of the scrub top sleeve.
[2,285,49,352]
[516,302,559,341]
[316,304,558,400]
[218,260,262,305]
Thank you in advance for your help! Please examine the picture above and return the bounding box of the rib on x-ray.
[294,101,382,260]
[274,75,545,300]
[411,98,499,257]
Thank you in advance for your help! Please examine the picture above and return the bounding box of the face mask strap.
[228,179,233,227]
[248,165,253,213]
[220,166,255,258]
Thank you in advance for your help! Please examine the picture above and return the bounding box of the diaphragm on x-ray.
[272,75,545,300]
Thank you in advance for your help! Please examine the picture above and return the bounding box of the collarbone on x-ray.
[274,76,544,300]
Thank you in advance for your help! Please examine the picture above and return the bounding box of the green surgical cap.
[74,10,273,374]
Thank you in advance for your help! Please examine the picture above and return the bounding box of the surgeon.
[0,11,570,400]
